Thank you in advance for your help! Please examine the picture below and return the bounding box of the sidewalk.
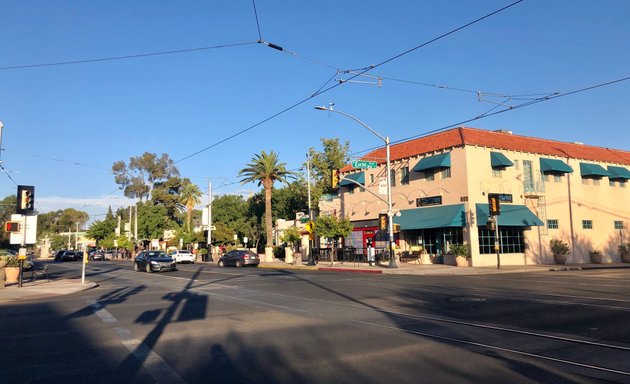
[0,278,97,304]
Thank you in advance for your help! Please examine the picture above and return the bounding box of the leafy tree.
[281,226,302,251]
[239,151,295,248]
[212,195,248,225]
[314,215,353,241]
[308,137,351,198]
[136,202,169,240]
[38,208,90,237]
[112,152,180,201]
[86,207,117,246]
[209,222,234,245]
[151,176,185,226]
[271,180,308,221]
[179,178,202,231]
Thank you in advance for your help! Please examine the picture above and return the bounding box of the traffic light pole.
[494,215,501,269]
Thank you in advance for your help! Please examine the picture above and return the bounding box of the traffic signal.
[393,224,401,233]
[378,213,388,230]
[486,218,496,230]
[488,193,500,216]
[4,221,21,232]
[331,169,340,189]
[16,185,35,215]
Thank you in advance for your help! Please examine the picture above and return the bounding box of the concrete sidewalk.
[0,279,97,304]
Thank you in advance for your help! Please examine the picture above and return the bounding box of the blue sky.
[1,0,629,223]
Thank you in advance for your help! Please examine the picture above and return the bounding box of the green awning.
[339,172,365,187]
[490,152,514,168]
[476,203,544,227]
[413,152,451,172]
[607,165,630,180]
[394,204,465,230]
[540,158,573,174]
[580,162,610,177]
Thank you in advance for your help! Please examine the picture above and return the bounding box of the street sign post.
[352,160,377,169]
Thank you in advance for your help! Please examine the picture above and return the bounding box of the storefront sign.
[496,193,513,203]
[416,196,442,207]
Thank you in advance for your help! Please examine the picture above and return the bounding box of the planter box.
[4,267,20,283]
[621,252,630,263]
[589,253,604,264]
[455,256,469,267]
[553,253,568,265]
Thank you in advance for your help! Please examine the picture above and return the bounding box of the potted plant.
[549,239,570,264]
[589,249,604,264]
[448,244,470,267]
[619,243,630,263]
[3,256,21,283]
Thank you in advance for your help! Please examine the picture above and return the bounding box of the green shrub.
[550,239,570,255]
[448,244,470,259]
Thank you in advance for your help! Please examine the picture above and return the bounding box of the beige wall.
[337,143,630,266]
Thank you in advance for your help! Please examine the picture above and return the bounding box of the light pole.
[315,105,397,268]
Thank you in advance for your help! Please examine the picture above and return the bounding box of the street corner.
[0,279,99,304]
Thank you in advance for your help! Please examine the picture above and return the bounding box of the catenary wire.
[175,0,525,163]
[0,42,258,71]
[251,0,263,42]
[349,75,630,157]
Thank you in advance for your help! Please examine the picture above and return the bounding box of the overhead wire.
[349,75,630,157]
[0,41,258,71]
[176,0,525,163]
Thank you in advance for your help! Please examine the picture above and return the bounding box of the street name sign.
[352,160,377,169]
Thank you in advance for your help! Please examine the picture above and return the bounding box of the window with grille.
[441,168,451,179]
[547,219,559,229]
[401,166,409,185]
[614,221,624,230]
[390,169,396,187]
[582,220,593,229]
[478,227,525,254]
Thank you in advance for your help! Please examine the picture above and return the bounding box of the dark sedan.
[133,250,177,273]
[218,250,260,268]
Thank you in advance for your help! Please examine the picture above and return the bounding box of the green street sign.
[352,160,377,169]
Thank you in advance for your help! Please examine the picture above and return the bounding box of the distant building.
[335,127,630,266]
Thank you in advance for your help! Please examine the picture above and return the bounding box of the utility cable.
[0,41,258,71]
[0,163,18,186]
[251,0,263,42]
[177,1,524,163]
[349,75,630,157]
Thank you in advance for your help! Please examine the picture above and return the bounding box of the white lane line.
[87,300,186,384]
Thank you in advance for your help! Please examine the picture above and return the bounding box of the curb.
[318,267,383,274]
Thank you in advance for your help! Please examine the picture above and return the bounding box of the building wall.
[337,134,630,266]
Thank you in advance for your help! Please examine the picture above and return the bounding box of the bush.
[448,244,470,259]
[550,239,570,255]
[273,246,285,259]
[3,256,20,267]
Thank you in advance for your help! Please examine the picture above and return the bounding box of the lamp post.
[314,105,397,268]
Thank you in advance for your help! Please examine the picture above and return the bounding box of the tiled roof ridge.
[341,126,630,172]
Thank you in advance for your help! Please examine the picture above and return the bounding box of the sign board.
[352,160,377,169]
[378,177,387,195]
[416,196,442,207]
[10,214,37,245]
[202,207,209,226]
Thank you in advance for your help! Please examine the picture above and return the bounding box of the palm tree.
[180,179,202,231]
[239,151,294,249]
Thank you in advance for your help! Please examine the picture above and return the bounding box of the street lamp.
[314,105,397,268]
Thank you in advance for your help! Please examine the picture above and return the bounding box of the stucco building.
[336,127,630,266]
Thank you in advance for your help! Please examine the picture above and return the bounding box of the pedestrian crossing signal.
[4,221,21,232]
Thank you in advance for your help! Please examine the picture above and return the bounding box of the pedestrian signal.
[4,221,21,232]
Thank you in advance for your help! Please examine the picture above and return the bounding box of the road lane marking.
[87,300,186,384]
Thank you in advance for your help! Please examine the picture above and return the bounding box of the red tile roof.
[342,127,630,172]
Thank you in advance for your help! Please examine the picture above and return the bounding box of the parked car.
[89,250,107,261]
[54,250,77,262]
[133,250,177,273]
[170,249,196,264]
[218,250,260,268]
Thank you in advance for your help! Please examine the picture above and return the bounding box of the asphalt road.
[2,260,629,383]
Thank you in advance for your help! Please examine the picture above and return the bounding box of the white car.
[170,249,196,264]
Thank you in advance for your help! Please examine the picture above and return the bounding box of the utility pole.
[207,181,212,257]
[134,204,138,245]
[75,222,79,250]
[306,154,316,266]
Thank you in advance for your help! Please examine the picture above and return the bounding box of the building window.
[401,166,409,185]
[424,171,435,181]
[621,180,627,188]
[609,180,616,187]
[492,169,503,178]
[390,169,396,187]
[593,178,601,186]
[582,220,593,229]
[554,174,562,183]
[514,159,519,170]
[370,174,374,185]
[478,227,525,254]
[547,219,559,229]
[582,178,590,185]
[614,221,624,230]
[348,184,355,194]
[441,168,451,179]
